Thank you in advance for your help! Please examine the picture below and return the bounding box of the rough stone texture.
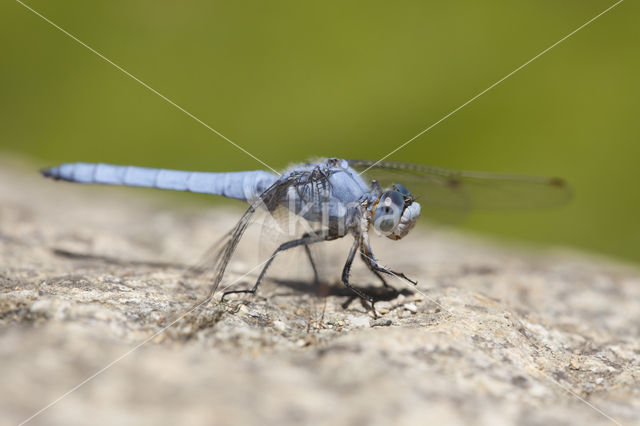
[1,159,639,426]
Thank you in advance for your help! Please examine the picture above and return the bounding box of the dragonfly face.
[372,184,421,240]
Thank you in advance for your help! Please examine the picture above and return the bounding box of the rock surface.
[1,159,639,426]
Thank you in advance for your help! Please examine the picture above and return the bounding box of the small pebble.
[372,318,393,327]
[404,303,418,313]
[272,320,286,332]
[570,358,581,370]
[350,317,370,328]
[29,299,52,313]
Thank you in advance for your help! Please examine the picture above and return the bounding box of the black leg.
[361,233,417,286]
[359,240,395,290]
[304,244,320,285]
[222,231,329,301]
[341,236,379,318]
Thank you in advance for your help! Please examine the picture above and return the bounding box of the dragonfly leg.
[359,240,394,290]
[221,231,329,301]
[341,236,379,318]
[304,244,320,285]
[361,234,417,286]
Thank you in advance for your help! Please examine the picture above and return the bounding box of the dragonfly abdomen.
[41,162,277,202]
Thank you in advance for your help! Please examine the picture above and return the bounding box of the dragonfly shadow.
[269,277,414,307]
[52,248,413,309]
[51,248,187,270]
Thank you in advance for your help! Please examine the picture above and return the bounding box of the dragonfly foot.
[370,300,380,319]
[221,288,256,302]
[340,291,379,318]
[392,271,417,286]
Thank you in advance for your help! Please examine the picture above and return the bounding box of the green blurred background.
[1,1,638,262]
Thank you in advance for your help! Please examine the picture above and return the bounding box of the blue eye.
[392,183,413,204]
[373,190,404,234]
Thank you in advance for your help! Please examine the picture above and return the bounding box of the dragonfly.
[41,158,569,316]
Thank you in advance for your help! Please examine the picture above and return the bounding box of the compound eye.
[373,190,404,234]
[391,183,413,204]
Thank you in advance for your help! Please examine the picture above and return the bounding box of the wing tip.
[547,177,567,188]
[547,177,573,205]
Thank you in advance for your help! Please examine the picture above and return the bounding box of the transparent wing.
[183,166,336,302]
[181,199,264,303]
[348,160,571,211]
[256,166,336,280]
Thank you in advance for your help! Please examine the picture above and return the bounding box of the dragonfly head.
[372,184,421,240]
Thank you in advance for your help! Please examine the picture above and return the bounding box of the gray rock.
[1,160,639,425]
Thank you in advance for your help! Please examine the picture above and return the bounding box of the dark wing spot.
[446,177,461,188]
[547,177,566,188]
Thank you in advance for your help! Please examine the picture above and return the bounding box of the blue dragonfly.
[42,158,569,316]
